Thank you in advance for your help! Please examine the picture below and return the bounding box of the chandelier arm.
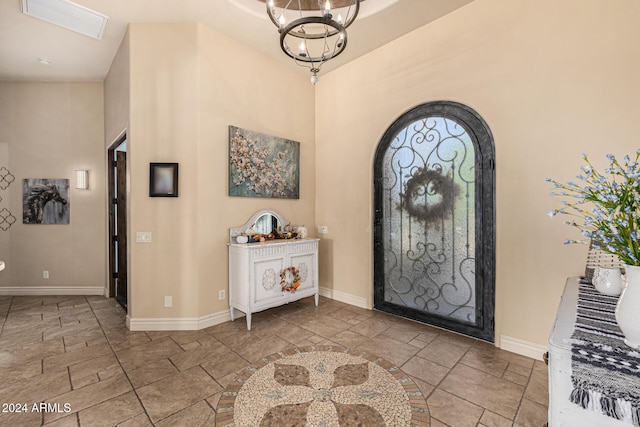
[298,0,303,19]
[279,17,347,63]
[266,0,296,28]
[294,57,321,71]
[341,0,359,28]
[267,0,360,35]
[266,6,280,27]
[283,15,335,39]
[280,15,343,39]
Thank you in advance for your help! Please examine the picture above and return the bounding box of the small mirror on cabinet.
[254,213,280,234]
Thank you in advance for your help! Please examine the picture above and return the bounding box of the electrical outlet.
[164,296,172,307]
[318,225,329,234]
[219,290,225,300]
[43,270,49,279]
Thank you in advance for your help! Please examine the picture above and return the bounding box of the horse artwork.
[23,179,70,224]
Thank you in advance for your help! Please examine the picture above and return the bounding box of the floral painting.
[229,126,300,199]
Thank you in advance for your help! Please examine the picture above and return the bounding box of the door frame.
[373,101,496,342]
[107,134,127,310]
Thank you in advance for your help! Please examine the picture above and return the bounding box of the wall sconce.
[75,170,89,190]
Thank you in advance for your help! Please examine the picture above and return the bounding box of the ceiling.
[0,0,474,82]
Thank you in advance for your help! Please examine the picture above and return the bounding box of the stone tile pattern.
[217,345,424,426]
[0,295,548,426]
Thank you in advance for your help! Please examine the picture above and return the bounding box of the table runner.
[570,279,640,425]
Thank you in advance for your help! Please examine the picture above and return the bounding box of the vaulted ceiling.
[0,0,474,81]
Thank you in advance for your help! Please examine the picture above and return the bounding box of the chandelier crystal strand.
[266,0,360,85]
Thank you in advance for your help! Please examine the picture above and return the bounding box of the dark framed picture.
[149,163,178,197]
[23,178,70,224]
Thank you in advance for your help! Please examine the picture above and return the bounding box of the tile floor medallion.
[215,345,429,426]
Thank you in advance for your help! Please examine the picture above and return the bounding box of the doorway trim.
[373,101,496,342]
[107,133,128,311]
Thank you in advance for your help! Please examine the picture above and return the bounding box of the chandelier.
[266,0,360,85]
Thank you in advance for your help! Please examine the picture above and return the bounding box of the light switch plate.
[136,232,152,243]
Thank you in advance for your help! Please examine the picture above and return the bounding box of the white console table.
[548,277,628,426]
[227,209,319,330]
[228,238,319,330]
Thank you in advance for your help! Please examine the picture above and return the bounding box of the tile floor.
[0,295,549,426]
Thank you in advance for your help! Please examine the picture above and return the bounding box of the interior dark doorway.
[373,101,495,342]
[107,135,128,312]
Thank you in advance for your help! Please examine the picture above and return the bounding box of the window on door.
[373,101,496,341]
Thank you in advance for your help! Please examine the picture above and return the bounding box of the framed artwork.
[23,178,70,224]
[229,125,300,199]
[149,163,179,197]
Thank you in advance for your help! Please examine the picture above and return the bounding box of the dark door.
[115,151,127,309]
[108,137,128,312]
[373,101,495,342]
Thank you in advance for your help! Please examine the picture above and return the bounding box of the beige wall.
[315,0,640,347]
[0,82,106,289]
[104,28,130,148]
[126,23,314,319]
[195,24,315,317]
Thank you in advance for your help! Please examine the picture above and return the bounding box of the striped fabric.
[570,279,640,425]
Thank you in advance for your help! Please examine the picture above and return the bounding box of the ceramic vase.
[616,265,640,349]
[593,266,623,296]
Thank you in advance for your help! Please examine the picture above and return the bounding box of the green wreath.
[399,167,459,224]
[280,266,301,292]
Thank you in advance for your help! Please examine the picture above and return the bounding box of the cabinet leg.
[315,292,319,306]
[230,307,235,321]
[246,313,252,331]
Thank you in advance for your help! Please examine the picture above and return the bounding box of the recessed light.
[37,57,51,65]
[20,0,109,40]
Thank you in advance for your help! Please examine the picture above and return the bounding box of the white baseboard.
[127,288,370,331]
[127,309,243,331]
[499,335,547,361]
[0,286,106,296]
[319,286,370,309]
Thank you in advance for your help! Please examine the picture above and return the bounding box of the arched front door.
[373,101,495,341]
